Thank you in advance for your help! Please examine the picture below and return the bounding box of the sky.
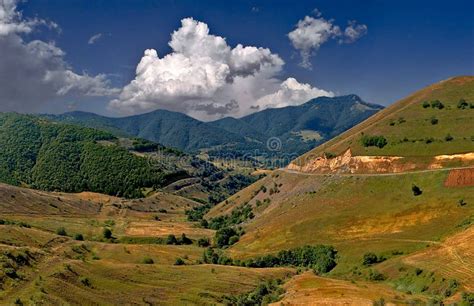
[0,0,473,121]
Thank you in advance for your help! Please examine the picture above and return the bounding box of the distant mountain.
[47,95,383,161]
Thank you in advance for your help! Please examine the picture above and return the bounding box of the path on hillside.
[279,165,474,177]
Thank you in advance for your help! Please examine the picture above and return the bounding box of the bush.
[361,135,388,148]
[457,99,469,109]
[79,276,92,287]
[74,233,84,241]
[142,257,154,264]
[368,269,386,281]
[215,227,239,247]
[222,279,284,305]
[198,238,210,247]
[56,227,67,236]
[166,234,178,245]
[445,134,454,142]
[228,236,240,245]
[415,268,423,275]
[178,233,192,245]
[422,101,430,108]
[462,292,474,304]
[412,184,422,196]
[363,253,379,266]
[103,228,112,239]
[430,117,438,125]
[431,100,444,109]
[174,258,185,266]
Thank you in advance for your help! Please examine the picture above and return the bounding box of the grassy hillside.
[207,168,474,302]
[292,76,474,168]
[0,183,294,305]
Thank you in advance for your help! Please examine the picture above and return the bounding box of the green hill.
[292,76,474,168]
[0,113,258,200]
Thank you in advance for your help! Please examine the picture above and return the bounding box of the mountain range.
[46,95,383,161]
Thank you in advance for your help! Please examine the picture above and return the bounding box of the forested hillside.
[0,113,168,198]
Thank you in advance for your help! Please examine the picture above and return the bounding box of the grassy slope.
[0,184,294,305]
[293,76,474,166]
[207,168,474,301]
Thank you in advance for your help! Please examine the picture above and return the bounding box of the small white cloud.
[256,77,334,109]
[288,10,367,69]
[88,33,102,45]
[340,20,367,44]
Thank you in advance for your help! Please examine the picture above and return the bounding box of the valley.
[0,77,473,305]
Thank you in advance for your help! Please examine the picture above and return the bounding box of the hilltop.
[290,76,474,173]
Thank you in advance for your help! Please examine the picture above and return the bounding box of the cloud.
[341,20,368,44]
[256,77,334,108]
[288,11,367,69]
[88,33,102,45]
[110,17,287,119]
[0,0,118,113]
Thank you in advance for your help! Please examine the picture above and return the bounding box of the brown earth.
[444,168,474,187]
[273,272,423,306]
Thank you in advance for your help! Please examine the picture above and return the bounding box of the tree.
[457,99,469,109]
[412,184,422,196]
[430,117,438,125]
[74,233,84,241]
[56,227,67,236]
[166,234,178,245]
[179,233,192,245]
[422,101,430,108]
[198,238,210,247]
[103,228,112,239]
[363,252,378,266]
[215,227,238,247]
[174,258,185,266]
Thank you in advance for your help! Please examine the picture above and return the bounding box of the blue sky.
[1,0,473,120]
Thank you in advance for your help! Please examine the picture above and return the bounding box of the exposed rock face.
[287,149,474,174]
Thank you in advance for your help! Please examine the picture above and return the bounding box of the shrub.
[368,270,386,281]
[56,227,67,236]
[361,135,387,148]
[228,235,240,245]
[103,228,112,239]
[178,233,192,245]
[431,100,444,109]
[457,99,469,109]
[74,233,84,241]
[430,117,438,125]
[363,252,379,266]
[215,227,239,247]
[174,258,185,266]
[462,292,474,304]
[422,101,430,108]
[415,268,423,275]
[197,238,210,247]
[166,234,178,245]
[79,276,92,287]
[142,257,154,264]
[412,184,422,196]
[458,199,467,206]
[445,134,454,142]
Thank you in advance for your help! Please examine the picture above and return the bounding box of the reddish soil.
[444,168,474,187]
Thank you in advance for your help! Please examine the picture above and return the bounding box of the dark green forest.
[0,113,165,198]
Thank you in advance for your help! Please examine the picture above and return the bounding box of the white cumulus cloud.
[288,11,367,69]
[256,77,334,109]
[109,17,288,119]
[0,0,118,113]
